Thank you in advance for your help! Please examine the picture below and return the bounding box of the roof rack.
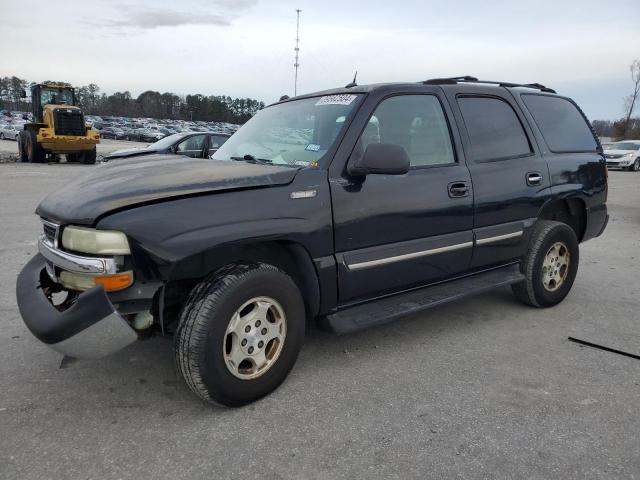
[422,76,556,94]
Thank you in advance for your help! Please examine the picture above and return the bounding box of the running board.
[320,264,524,335]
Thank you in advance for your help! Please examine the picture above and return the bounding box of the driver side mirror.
[347,143,410,176]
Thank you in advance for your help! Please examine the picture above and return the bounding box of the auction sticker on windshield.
[315,94,358,106]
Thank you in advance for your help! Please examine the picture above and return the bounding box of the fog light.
[94,272,134,292]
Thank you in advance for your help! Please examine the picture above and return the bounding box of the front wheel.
[512,220,579,308]
[631,159,640,172]
[175,263,306,407]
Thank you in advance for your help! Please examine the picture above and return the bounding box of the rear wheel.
[175,263,305,407]
[512,220,579,308]
[25,130,46,163]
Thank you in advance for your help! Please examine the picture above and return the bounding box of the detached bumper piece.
[16,254,137,359]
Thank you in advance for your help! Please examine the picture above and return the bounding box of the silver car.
[0,123,21,141]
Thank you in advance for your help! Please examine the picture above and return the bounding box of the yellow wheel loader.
[18,83,100,164]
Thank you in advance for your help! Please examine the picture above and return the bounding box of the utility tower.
[294,9,301,96]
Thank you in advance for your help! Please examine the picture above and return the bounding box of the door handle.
[448,181,470,198]
[526,172,543,186]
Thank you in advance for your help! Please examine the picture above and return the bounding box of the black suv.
[16,77,608,406]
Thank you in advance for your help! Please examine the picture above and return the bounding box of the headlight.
[62,226,131,255]
[626,153,634,157]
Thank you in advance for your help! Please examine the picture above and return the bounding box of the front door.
[330,91,474,303]
[175,134,207,158]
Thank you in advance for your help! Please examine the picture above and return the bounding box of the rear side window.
[521,94,597,152]
[458,96,532,162]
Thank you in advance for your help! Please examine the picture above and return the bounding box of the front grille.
[54,109,86,136]
[606,162,619,166]
[605,154,623,159]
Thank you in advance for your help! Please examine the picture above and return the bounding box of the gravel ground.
[0,137,150,162]
[0,165,638,480]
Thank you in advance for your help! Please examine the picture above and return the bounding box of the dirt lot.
[0,137,149,162]
[0,164,638,480]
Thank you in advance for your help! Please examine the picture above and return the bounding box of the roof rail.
[422,76,556,93]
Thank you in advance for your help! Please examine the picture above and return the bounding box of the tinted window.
[458,96,531,161]
[177,134,206,152]
[209,135,228,150]
[521,94,597,152]
[360,95,455,167]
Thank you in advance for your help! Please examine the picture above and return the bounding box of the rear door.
[330,87,474,303]
[444,86,553,268]
[207,134,229,157]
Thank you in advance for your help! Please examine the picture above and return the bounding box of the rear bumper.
[16,254,137,359]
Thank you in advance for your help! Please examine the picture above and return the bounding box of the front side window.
[458,96,532,162]
[212,94,363,167]
[358,95,455,167]
[521,94,597,153]
[176,134,206,152]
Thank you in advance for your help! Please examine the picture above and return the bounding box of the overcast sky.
[1,0,638,120]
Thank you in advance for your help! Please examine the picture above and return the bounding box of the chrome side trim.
[348,241,473,271]
[38,235,117,275]
[475,231,523,246]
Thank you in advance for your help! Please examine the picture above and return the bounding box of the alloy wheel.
[542,241,570,292]
[223,296,287,380]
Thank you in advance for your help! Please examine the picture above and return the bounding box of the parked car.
[16,77,608,407]
[100,127,126,140]
[0,123,21,141]
[603,140,640,171]
[103,132,230,161]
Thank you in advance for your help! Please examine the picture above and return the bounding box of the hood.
[105,146,155,159]
[36,155,299,225]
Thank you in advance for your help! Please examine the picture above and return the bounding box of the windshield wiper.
[230,154,273,165]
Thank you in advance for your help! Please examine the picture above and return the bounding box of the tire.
[81,148,97,164]
[17,131,28,162]
[632,159,640,172]
[512,220,579,308]
[0,133,4,140]
[25,130,46,163]
[175,262,306,407]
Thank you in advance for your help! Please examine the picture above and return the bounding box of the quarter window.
[358,95,455,167]
[521,94,597,153]
[458,96,532,162]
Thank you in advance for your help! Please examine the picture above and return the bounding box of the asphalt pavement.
[0,163,638,480]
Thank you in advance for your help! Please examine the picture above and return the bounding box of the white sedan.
[604,141,640,171]
[0,123,22,141]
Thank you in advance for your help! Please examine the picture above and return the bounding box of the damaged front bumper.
[16,254,137,359]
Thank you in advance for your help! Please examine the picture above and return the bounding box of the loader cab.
[30,84,77,122]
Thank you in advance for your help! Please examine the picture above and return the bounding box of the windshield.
[212,94,363,167]
[610,142,640,151]
[40,88,74,107]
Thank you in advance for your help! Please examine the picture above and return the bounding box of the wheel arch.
[166,240,321,318]
[537,197,587,242]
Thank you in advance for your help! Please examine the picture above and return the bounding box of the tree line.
[0,75,265,124]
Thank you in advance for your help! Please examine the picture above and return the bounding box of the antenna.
[294,9,301,96]
[345,71,358,88]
